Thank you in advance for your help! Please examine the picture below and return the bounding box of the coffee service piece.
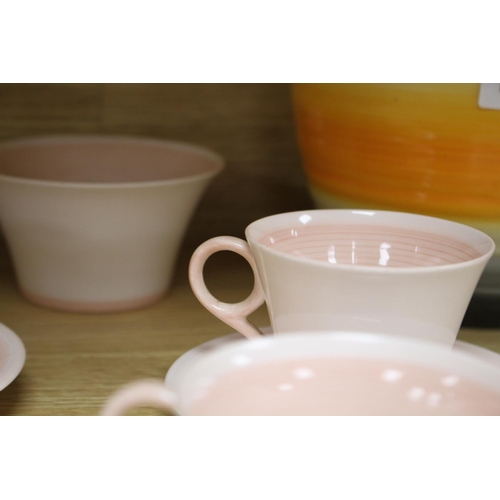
[0,136,224,312]
[189,210,494,345]
[101,331,500,416]
[189,210,495,345]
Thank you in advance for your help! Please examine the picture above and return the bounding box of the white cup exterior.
[0,136,224,312]
[190,210,495,344]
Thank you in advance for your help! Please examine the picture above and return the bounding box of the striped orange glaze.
[293,84,500,219]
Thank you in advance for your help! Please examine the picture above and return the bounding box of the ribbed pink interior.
[259,224,480,267]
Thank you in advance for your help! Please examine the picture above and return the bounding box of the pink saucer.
[165,327,500,388]
[0,324,26,391]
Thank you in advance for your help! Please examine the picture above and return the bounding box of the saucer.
[165,327,500,387]
[0,323,26,391]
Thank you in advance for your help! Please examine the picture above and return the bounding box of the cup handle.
[189,236,266,339]
[100,379,178,416]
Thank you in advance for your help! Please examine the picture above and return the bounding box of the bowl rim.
[0,134,225,189]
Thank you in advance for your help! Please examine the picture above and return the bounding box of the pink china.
[0,323,26,391]
[189,209,494,345]
[101,331,500,416]
[0,136,224,312]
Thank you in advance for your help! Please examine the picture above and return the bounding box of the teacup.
[189,210,494,344]
[0,135,224,312]
[101,331,500,415]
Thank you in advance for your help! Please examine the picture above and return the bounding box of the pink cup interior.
[0,136,223,184]
[171,332,500,416]
[259,223,482,268]
[187,355,500,415]
[248,210,495,270]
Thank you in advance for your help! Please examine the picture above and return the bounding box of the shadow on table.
[462,294,500,329]
[0,376,25,415]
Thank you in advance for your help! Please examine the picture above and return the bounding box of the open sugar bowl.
[0,135,224,312]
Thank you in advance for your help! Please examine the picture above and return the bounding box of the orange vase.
[292,83,500,295]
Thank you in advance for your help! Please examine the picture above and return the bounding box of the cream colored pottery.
[0,136,224,312]
[101,331,500,416]
[189,209,494,344]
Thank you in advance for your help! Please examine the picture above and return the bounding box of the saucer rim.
[165,328,500,387]
[0,324,26,391]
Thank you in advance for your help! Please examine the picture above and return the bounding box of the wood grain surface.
[0,84,497,416]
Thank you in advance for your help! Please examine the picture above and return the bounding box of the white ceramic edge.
[166,331,250,387]
[166,329,500,388]
[165,326,500,384]
[0,323,26,391]
[244,209,496,274]
[453,340,500,367]
[165,329,500,414]
[0,135,225,189]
